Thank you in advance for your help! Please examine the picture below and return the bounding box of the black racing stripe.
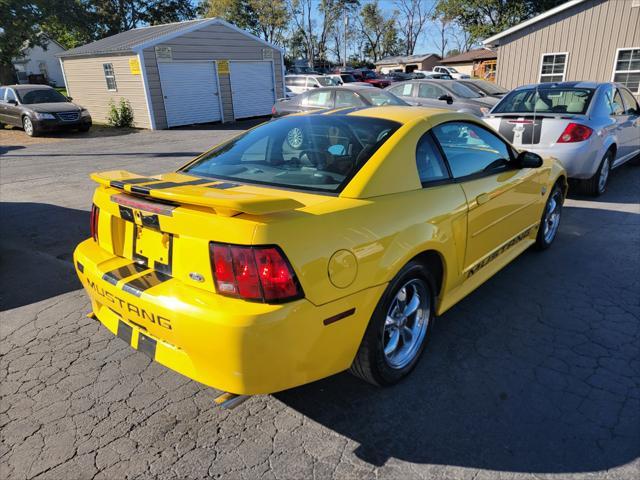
[129,178,212,195]
[122,270,171,297]
[137,333,157,359]
[76,261,84,273]
[110,177,159,189]
[117,320,133,344]
[206,182,239,190]
[102,263,148,285]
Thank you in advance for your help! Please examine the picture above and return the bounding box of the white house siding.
[143,22,284,129]
[60,54,151,128]
[492,0,640,99]
[13,40,66,87]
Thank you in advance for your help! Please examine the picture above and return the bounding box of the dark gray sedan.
[385,79,499,117]
[272,86,407,117]
[0,85,92,136]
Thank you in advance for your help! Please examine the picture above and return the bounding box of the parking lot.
[1,126,639,480]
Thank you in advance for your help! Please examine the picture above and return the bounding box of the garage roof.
[58,18,282,58]
[440,49,497,64]
[375,53,440,66]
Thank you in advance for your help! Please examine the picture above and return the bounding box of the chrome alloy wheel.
[23,117,34,136]
[543,189,562,244]
[598,155,610,193]
[383,279,430,369]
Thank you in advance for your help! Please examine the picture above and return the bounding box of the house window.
[103,63,117,91]
[539,53,567,83]
[612,48,640,94]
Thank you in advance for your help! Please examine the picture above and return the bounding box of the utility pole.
[343,10,348,68]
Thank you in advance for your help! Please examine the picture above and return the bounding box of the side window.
[306,78,319,88]
[388,83,413,97]
[5,89,17,103]
[611,90,625,115]
[302,90,333,108]
[103,63,117,91]
[418,83,446,99]
[619,88,640,114]
[335,90,364,108]
[0,87,6,102]
[416,133,450,184]
[432,122,512,178]
[285,77,294,86]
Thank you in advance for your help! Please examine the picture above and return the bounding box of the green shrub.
[107,98,135,128]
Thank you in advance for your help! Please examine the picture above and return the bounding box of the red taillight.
[210,243,302,302]
[557,123,593,143]
[271,105,277,115]
[90,204,99,242]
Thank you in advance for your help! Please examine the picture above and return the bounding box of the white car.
[284,75,340,95]
[326,74,373,88]
[484,81,640,196]
[432,66,471,79]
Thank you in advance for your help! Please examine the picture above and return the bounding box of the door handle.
[476,193,490,205]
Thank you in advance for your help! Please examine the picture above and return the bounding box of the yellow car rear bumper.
[74,239,385,395]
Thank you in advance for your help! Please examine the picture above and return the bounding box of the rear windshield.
[17,88,68,104]
[493,87,595,114]
[183,116,401,193]
[359,89,407,106]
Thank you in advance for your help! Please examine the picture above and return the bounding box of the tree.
[435,0,565,44]
[395,0,433,56]
[0,0,90,83]
[202,0,258,33]
[251,0,290,44]
[358,1,398,63]
[288,0,316,67]
[431,12,450,59]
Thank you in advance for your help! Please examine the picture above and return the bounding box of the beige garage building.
[58,18,285,129]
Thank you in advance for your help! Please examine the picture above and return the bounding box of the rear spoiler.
[91,170,304,217]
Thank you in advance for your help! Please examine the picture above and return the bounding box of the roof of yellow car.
[324,105,454,124]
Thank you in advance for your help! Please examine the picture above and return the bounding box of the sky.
[190,0,467,59]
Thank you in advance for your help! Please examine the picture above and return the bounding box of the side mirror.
[516,150,543,168]
[66,96,73,101]
[438,94,453,104]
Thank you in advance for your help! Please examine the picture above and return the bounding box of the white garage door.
[229,61,276,119]
[158,62,221,127]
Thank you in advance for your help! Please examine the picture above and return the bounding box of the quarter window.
[416,133,449,183]
[539,53,567,83]
[432,122,512,178]
[103,63,117,91]
[612,48,640,94]
[619,87,640,114]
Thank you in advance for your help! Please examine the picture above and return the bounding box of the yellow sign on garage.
[129,58,141,75]
[217,60,230,74]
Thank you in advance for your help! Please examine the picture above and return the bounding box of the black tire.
[580,150,613,196]
[535,182,564,250]
[22,116,38,137]
[350,261,435,386]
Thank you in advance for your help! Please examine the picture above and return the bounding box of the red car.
[351,69,391,88]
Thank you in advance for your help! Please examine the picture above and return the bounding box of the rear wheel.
[581,150,612,196]
[22,116,38,137]
[535,183,564,250]
[350,261,434,386]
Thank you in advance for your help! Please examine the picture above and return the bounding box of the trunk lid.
[91,170,325,295]
[484,113,588,148]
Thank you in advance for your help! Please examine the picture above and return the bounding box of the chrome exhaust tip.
[214,392,250,409]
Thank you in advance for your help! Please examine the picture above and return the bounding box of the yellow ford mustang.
[74,107,567,396]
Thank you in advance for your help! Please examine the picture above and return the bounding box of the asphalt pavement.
[1,124,639,479]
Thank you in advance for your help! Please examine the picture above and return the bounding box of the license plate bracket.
[133,225,173,275]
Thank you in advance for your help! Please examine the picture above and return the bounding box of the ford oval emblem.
[189,272,205,282]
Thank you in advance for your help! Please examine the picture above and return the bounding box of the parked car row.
[273,79,640,196]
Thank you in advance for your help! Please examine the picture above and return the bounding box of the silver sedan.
[385,79,498,117]
[484,81,640,196]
